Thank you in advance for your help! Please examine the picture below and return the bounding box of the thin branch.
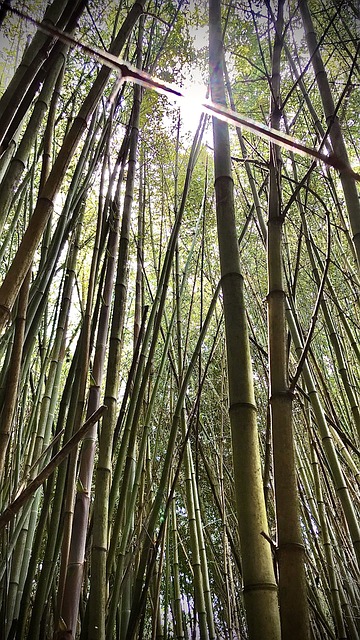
[290,194,331,391]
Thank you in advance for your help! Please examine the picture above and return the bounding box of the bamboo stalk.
[0,406,106,530]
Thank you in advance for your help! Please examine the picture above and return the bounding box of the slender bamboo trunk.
[181,410,209,640]
[55,133,114,638]
[0,0,69,142]
[0,1,87,158]
[87,34,143,640]
[134,153,144,347]
[209,2,280,638]
[0,47,66,235]
[266,3,310,638]
[170,495,185,639]
[0,270,30,476]
[310,443,347,638]
[25,223,81,638]
[286,302,360,569]
[125,279,219,640]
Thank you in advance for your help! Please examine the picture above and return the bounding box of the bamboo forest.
[0,0,359,638]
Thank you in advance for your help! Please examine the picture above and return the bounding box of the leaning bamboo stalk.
[170,493,185,639]
[308,236,360,437]
[0,0,69,144]
[15,344,78,639]
[0,406,106,530]
[189,446,216,639]
[107,115,206,535]
[181,410,209,640]
[23,112,100,342]
[125,281,221,640]
[24,222,82,638]
[286,301,360,568]
[0,269,30,476]
[0,0,147,333]
[310,442,347,638]
[5,518,30,638]
[0,4,88,166]
[0,48,66,235]
[106,329,173,636]
[56,112,117,637]
[87,74,143,640]
[106,200,205,634]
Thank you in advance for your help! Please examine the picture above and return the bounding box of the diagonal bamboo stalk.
[0,0,147,334]
[0,405,106,530]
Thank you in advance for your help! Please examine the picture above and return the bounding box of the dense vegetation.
[0,0,359,638]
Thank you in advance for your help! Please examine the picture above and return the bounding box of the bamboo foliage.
[0,1,359,639]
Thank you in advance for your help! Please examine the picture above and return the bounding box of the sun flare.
[179,79,208,134]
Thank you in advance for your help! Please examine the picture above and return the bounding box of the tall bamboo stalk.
[87,58,143,640]
[266,3,310,638]
[209,2,280,638]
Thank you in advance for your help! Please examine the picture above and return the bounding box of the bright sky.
[177,18,209,136]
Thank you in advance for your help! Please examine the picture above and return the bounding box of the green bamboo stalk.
[209,2,280,638]
[0,0,70,144]
[106,116,206,564]
[134,152,144,348]
[23,112,100,343]
[56,138,114,638]
[180,410,209,640]
[266,3,310,637]
[286,300,360,568]
[308,234,360,437]
[15,340,78,638]
[189,451,216,639]
[0,49,66,235]
[25,222,82,638]
[125,279,221,640]
[170,494,185,639]
[310,441,347,638]
[0,269,30,476]
[105,206,205,634]
[87,48,143,640]
[0,406,106,530]
[0,2,88,162]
